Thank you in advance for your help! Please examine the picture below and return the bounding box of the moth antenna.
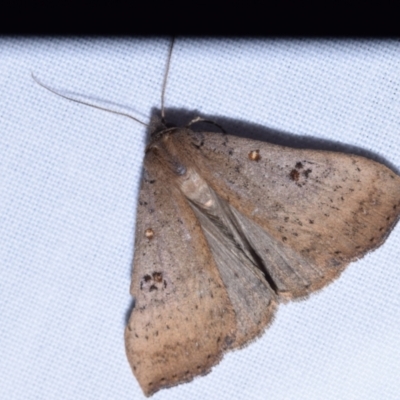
[31,72,148,127]
[161,38,175,124]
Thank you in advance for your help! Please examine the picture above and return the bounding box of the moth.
[34,42,400,397]
[123,43,400,397]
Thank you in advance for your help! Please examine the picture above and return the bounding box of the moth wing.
[177,129,400,299]
[125,151,236,396]
[188,186,278,349]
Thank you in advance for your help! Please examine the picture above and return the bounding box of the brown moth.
[123,43,400,397]
[33,42,400,397]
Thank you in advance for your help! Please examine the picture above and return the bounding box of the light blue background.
[1,38,400,400]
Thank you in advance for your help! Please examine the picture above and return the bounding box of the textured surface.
[1,38,400,400]
[126,150,237,396]
[127,126,400,395]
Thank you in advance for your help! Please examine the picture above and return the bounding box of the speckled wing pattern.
[182,129,400,299]
[125,149,238,397]
[126,127,400,396]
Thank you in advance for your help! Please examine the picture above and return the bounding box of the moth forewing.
[125,146,237,397]
[168,129,400,299]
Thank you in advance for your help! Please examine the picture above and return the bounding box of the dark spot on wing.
[140,272,167,293]
[303,169,312,178]
[290,169,300,182]
[153,272,163,282]
[295,162,303,169]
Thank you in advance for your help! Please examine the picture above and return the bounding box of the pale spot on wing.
[248,149,261,161]
[145,228,154,239]
[204,199,214,208]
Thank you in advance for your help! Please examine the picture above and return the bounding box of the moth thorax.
[152,134,188,176]
[178,168,215,210]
